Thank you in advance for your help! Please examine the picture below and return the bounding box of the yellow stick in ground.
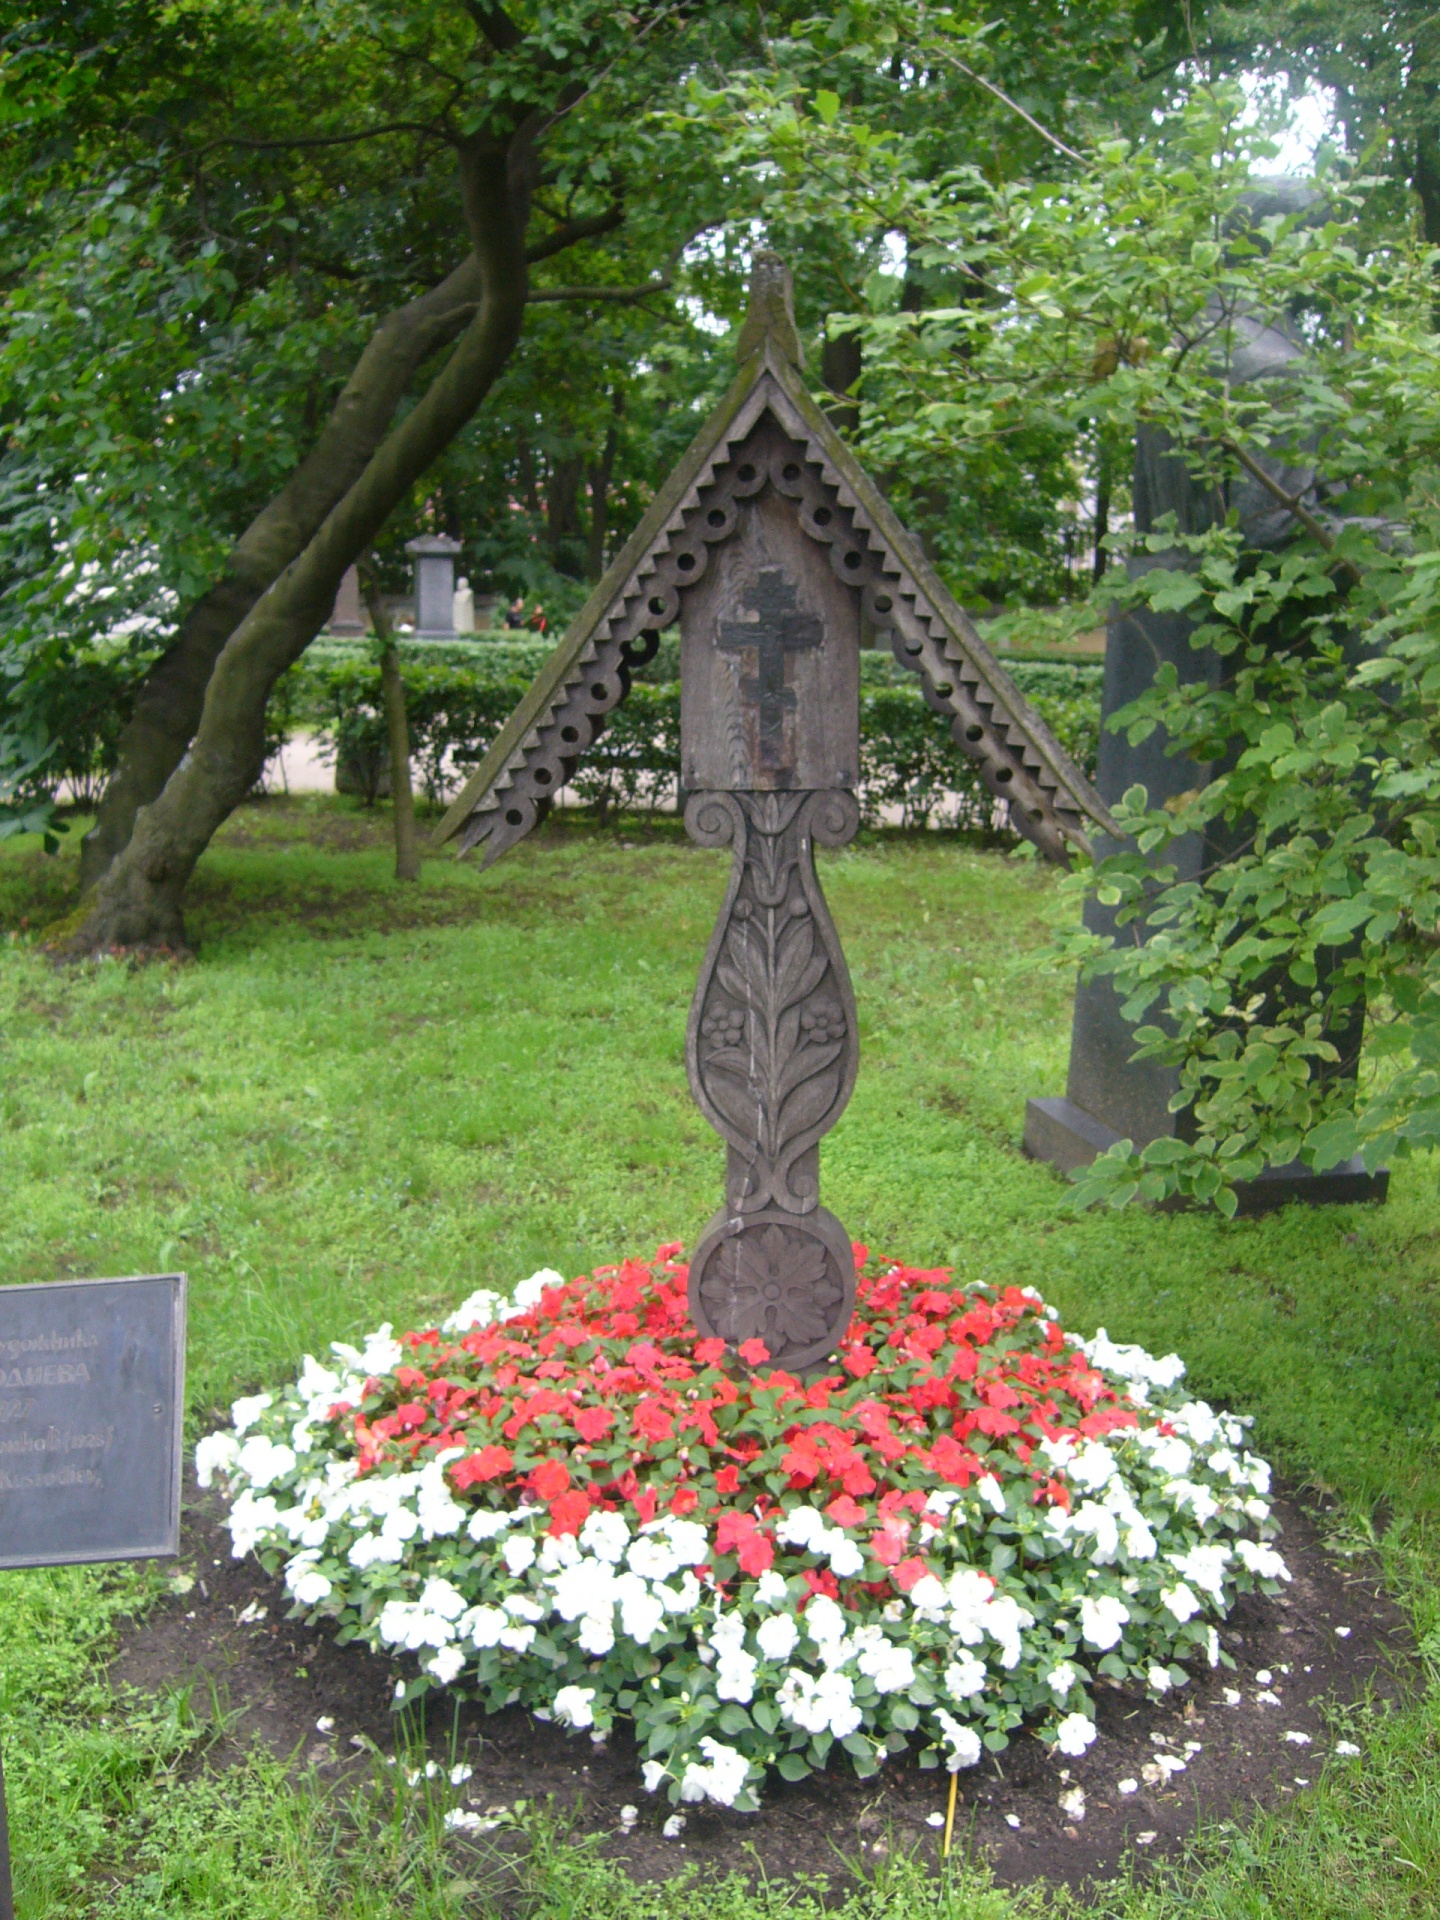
[942,1768,958,1857]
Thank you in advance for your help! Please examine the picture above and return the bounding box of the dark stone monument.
[435,255,1110,1366]
[406,534,463,637]
[328,564,365,633]
[0,1272,186,1913]
[1025,193,1387,1212]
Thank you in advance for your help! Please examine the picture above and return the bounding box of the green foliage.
[284,644,1099,826]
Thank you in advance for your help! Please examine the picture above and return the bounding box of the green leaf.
[814,89,840,124]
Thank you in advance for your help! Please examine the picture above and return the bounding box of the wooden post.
[0,1739,15,1920]
[359,564,421,882]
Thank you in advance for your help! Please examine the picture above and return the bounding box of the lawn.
[1,795,1437,1917]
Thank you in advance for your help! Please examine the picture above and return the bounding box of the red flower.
[738,1338,770,1367]
[693,1338,726,1366]
[669,1485,699,1516]
[714,1465,741,1495]
[893,1556,931,1592]
[451,1444,513,1488]
[547,1488,592,1537]
[825,1493,866,1528]
[841,1343,876,1378]
[573,1406,615,1443]
[530,1459,570,1501]
[737,1530,774,1576]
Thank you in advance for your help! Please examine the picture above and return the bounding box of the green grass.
[1,793,1438,1916]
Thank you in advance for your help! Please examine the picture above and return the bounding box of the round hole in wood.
[677,552,696,571]
[813,506,832,525]
[707,508,726,527]
[965,724,984,741]
[561,725,580,743]
[843,550,862,568]
[505,808,524,826]
[533,766,552,785]
[737,462,757,481]
[782,461,801,481]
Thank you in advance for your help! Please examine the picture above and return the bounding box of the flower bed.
[198,1248,1288,1811]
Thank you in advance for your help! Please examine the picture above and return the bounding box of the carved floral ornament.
[435,256,1112,1371]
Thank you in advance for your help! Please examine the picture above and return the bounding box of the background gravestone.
[405,534,462,637]
[1025,188,1387,1211]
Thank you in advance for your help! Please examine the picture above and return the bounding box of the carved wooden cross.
[435,251,1108,1374]
[716,565,823,779]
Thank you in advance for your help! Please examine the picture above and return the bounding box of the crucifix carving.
[716,565,823,779]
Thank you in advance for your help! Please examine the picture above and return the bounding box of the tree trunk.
[78,252,488,890]
[585,397,621,581]
[821,327,862,435]
[71,138,532,953]
[1092,436,1112,582]
[546,453,585,573]
[363,568,421,883]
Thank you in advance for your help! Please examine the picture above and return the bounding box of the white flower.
[1054,1712,1097,1757]
[552,1686,596,1729]
[1122,1517,1157,1560]
[641,1760,667,1793]
[1058,1786,1086,1820]
[1147,1665,1172,1693]
[195,1431,240,1487]
[450,1764,473,1785]
[826,1535,865,1578]
[854,1631,915,1694]
[1044,1662,1077,1700]
[754,1569,788,1607]
[1067,1443,1118,1493]
[776,1507,826,1550]
[1078,1593,1129,1651]
[802,1595,846,1652]
[579,1509,631,1564]
[944,1568,994,1641]
[510,1269,566,1314]
[227,1490,280,1557]
[661,1814,685,1839]
[1167,1543,1230,1602]
[615,1572,665,1646]
[678,1737,750,1807]
[1071,1500,1120,1564]
[981,1593,1034,1669]
[934,1711,982,1770]
[1117,1777,1138,1795]
[1233,1538,1291,1582]
[551,1557,616,1623]
[908,1574,949,1618]
[289,1565,333,1607]
[236,1434,296,1491]
[577,1612,616,1656]
[418,1576,467,1621]
[945,1651,987,1701]
[359,1325,404,1374]
[442,1288,505,1333]
[777,1668,861,1739]
[230,1393,273,1436]
[976,1474,1006,1514]
[426,1644,466,1684]
[348,1532,402,1569]
[502,1536,537,1576]
[1038,1435,1077,1471]
[1282,1730,1311,1746]
[467,1509,515,1543]
[1334,1741,1361,1757]
[1159,1582,1201,1624]
[756,1613,799,1661]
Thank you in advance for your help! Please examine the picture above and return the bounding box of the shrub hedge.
[10,635,1100,832]
[286,640,1101,830]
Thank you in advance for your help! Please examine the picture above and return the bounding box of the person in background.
[505,596,527,629]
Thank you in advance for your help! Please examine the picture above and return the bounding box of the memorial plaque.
[0,1273,185,1569]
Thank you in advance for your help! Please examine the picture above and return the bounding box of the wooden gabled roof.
[435,269,1113,867]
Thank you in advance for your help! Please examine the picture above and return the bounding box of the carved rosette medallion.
[685,789,860,1371]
